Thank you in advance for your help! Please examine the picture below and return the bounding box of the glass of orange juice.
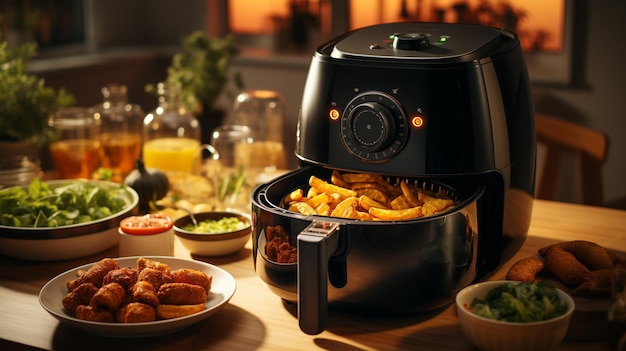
[48,107,102,179]
[142,137,201,174]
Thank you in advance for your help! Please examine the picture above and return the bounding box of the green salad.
[469,281,569,323]
[183,217,248,234]
[0,178,132,228]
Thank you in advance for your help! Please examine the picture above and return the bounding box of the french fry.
[390,195,410,210]
[422,198,455,216]
[331,170,351,188]
[400,181,421,207]
[354,188,388,204]
[341,173,383,184]
[358,195,388,211]
[307,187,320,198]
[287,188,304,202]
[330,197,359,218]
[288,202,317,215]
[156,303,205,319]
[306,193,331,208]
[315,202,331,216]
[369,206,423,221]
[309,176,357,199]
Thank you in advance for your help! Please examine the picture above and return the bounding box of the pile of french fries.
[284,171,458,221]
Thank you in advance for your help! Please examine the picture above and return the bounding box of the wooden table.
[1,199,625,351]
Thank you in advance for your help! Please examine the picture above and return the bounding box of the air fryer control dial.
[392,33,430,50]
[341,92,407,162]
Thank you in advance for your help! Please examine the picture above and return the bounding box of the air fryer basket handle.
[297,221,341,335]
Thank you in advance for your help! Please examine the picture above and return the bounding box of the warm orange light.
[411,116,424,128]
[329,108,340,120]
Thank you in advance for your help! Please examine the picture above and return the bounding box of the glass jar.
[231,90,288,171]
[48,107,101,179]
[0,156,42,189]
[94,84,144,179]
[142,82,201,175]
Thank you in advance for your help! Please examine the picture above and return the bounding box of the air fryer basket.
[252,166,487,318]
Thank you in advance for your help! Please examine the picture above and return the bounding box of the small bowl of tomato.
[119,213,174,256]
[456,280,575,351]
[173,211,251,257]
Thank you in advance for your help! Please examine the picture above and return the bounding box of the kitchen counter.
[1,199,624,351]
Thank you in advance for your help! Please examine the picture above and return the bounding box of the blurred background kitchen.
[0,0,624,209]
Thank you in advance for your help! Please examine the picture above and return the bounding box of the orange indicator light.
[411,115,424,128]
[329,108,340,120]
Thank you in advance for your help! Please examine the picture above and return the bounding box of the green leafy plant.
[146,31,243,114]
[0,41,75,145]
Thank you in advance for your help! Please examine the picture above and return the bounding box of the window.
[0,0,86,50]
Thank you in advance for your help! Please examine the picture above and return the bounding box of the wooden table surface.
[1,199,625,351]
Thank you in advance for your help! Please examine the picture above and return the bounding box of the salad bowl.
[0,179,138,261]
[456,280,575,351]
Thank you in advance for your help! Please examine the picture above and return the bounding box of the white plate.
[39,256,236,337]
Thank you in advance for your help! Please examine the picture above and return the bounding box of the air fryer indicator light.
[329,108,340,120]
[434,35,451,46]
[411,116,424,128]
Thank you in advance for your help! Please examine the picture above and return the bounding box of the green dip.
[183,217,247,234]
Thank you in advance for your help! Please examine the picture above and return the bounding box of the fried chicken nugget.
[115,302,156,323]
[62,283,98,314]
[75,305,114,322]
[506,257,546,282]
[137,257,171,273]
[66,258,119,291]
[90,282,126,312]
[543,246,590,286]
[138,267,172,291]
[158,283,207,305]
[103,267,138,290]
[570,268,612,297]
[539,240,614,270]
[129,280,159,307]
[170,269,212,294]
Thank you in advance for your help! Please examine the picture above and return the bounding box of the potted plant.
[147,31,244,142]
[0,41,75,158]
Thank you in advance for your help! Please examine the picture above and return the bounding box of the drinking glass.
[48,107,101,179]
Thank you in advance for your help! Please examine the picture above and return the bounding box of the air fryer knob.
[341,92,407,162]
[392,33,430,50]
[347,102,395,152]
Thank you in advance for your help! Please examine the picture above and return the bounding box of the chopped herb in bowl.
[468,281,569,322]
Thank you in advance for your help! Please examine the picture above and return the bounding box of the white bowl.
[456,280,575,351]
[39,256,236,337]
[174,211,251,257]
[0,179,138,261]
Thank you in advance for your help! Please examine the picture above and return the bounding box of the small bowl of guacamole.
[174,211,251,257]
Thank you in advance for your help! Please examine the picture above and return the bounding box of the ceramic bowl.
[174,211,251,256]
[0,179,139,261]
[456,280,575,351]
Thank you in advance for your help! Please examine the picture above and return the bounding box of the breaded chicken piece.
[158,283,207,305]
[90,282,126,312]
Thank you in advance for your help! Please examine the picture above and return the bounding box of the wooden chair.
[535,113,609,206]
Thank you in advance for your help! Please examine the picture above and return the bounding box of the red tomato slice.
[120,214,173,235]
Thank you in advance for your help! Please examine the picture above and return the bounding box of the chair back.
[535,113,608,206]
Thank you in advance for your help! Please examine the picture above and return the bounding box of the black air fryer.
[251,22,536,335]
